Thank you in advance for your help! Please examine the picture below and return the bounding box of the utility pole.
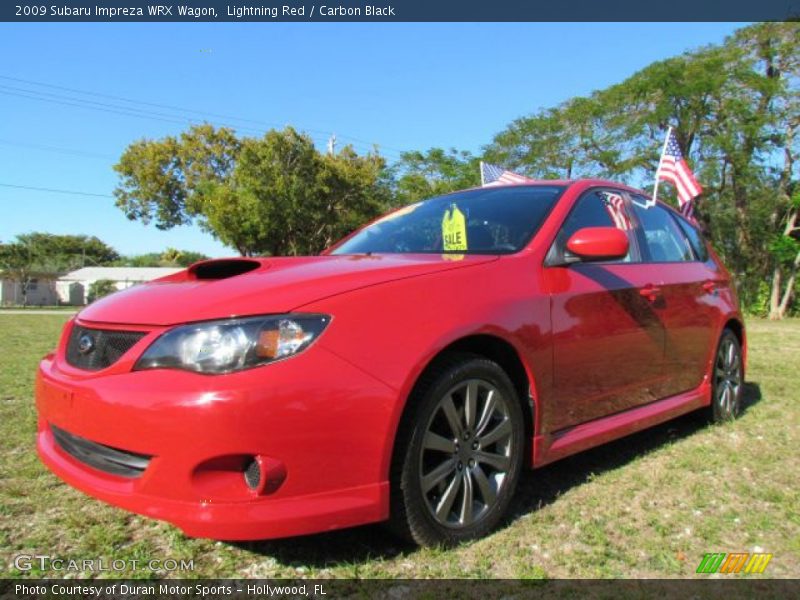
[327,133,336,156]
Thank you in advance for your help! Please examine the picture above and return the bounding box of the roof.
[58,267,182,282]
[468,179,655,200]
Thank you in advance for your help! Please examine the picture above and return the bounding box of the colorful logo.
[696,552,772,574]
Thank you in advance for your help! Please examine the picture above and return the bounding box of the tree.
[117,248,210,267]
[0,241,39,306]
[161,248,209,267]
[486,22,800,317]
[393,148,481,204]
[114,125,240,230]
[12,233,118,271]
[87,279,117,303]
[117,252,162,267]
[108,24,798,314]
[0,233,118,306]
[114,125,391,256]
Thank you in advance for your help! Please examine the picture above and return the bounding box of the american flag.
[656,129,702,218]
[601,191,632,231]
[481,162,535,186]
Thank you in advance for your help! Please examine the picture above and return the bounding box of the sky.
[0,22,746,257]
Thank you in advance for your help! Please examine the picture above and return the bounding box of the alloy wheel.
[714,335,742,420]
[418,378,514,528]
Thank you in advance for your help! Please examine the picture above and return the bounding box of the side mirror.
[566,227,629,262]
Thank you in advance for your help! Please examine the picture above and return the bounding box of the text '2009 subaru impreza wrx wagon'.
[35,180,745,545]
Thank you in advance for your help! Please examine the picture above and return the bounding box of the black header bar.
[3,0,800,22]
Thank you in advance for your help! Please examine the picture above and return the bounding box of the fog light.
[193,455,285,499]
[244,458,261,490]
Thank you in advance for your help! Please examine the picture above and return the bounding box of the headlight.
[134,314,330,374]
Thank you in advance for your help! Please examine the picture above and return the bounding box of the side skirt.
[531,383,710,468]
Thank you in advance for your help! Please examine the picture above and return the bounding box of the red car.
[35,180,745,546]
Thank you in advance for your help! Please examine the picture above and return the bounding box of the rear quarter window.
[673,213,709,262]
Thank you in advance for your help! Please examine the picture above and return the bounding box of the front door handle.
[639,285,662,302]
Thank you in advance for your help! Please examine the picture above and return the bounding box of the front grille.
[51,425,152,478]
[65,325,145,371]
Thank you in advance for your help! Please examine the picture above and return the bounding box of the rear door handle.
[639,285,662,301]
[702,281,718,294]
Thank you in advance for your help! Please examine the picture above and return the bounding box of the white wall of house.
[55,281,87,305]
[54,278,147,305]
[55,267,182,305]
[0,278,59,306]
[0,268,183,306]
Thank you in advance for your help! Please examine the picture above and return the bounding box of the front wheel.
[389,354,525,546]
[708,329,744,422]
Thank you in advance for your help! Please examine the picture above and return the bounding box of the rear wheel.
[708,329,744,422]
[389,354,525,546]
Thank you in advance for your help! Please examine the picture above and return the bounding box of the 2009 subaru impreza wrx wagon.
[36,180,745,545]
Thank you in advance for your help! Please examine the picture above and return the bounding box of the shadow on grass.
[231,522,414,569]
[231,382,762,569]
[739,381,762,415]
[510,381,762,521]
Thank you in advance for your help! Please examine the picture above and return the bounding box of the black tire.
[707,328,744,423]
[388,352,525,546]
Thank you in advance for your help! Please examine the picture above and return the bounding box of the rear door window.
[629,200,695,263]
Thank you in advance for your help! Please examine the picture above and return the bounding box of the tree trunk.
[768,208,799,320]
[21,277,29,307]
[767,100,798,320]
[780,251,799,317]
[769,254,799,320]
[769,266,783,320]
[778,265,797,316]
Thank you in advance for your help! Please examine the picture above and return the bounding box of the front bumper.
[35,331,395,540]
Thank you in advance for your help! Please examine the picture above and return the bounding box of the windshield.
[331,185,566,255]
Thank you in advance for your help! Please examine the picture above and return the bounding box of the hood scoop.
[188,258,263,280]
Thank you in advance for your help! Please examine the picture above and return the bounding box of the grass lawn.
[1,314,798,579]
[0,306,77,311]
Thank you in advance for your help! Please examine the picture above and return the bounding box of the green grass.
[0,306,77,311]
[1,315,798,579]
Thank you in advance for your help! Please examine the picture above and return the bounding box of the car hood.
[78,254,497,326]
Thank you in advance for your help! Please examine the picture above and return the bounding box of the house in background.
[0,274,59,306]
[56,267,182,305]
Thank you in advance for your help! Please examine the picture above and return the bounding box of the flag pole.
[650,126,672,208]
